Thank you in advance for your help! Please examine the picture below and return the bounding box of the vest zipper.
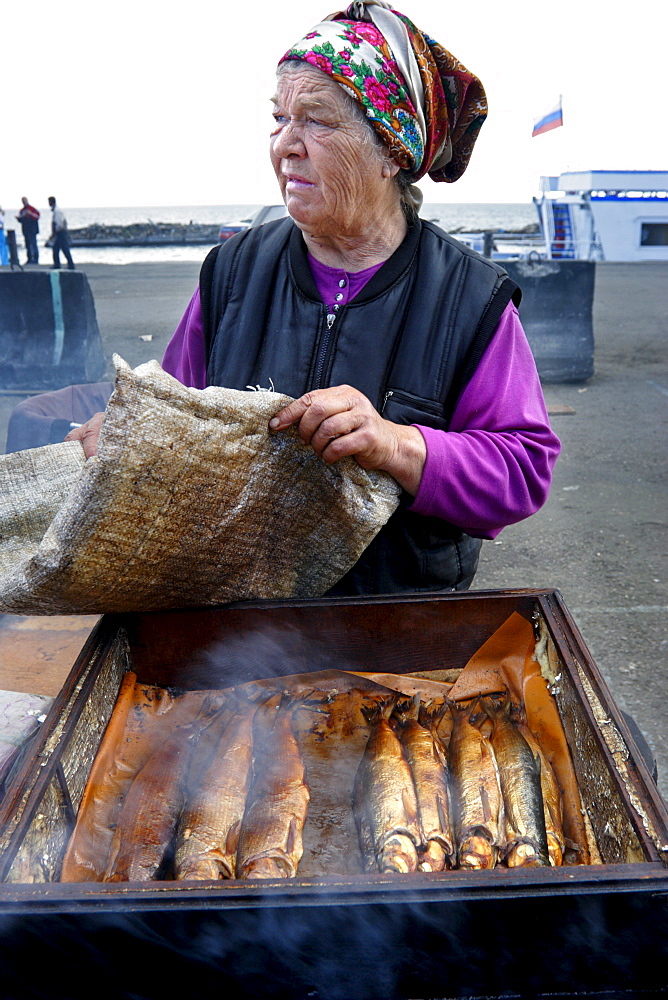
[314,310,338,388]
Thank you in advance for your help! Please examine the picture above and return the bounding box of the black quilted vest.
[200,218,520,596]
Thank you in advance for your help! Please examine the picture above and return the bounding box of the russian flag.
[532,100,563,137]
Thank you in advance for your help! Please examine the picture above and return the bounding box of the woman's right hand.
[65,411,105,458]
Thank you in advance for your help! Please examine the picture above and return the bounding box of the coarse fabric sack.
[0,356,400,615]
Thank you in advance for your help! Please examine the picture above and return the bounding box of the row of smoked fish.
[93,685,566,882]
[100,691,306,881]
[361,692,565,874]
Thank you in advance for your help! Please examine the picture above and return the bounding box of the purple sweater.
[163,256,560,540]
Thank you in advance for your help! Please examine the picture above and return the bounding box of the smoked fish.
[173,696,256,880]
[236,693,310,879]
[103,697,224,882]
[354,699,421,874]
[394,697,454,872]
[482,693,550,868]
[518,721,565,867]
[448,699,504,870]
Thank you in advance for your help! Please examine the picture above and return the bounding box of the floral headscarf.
[279,0,487,183]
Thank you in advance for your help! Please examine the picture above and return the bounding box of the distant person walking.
[48,196,75,270]
[0,207,8,266]
[16,197,40,265]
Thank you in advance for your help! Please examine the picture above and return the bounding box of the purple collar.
[307,252,384,312]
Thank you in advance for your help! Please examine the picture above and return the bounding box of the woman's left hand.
[269,385,426,496]
[64,411,105,458]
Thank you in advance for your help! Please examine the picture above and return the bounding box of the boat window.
[640,222,668,246]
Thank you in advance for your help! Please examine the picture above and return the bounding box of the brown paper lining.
[60,676,217,881]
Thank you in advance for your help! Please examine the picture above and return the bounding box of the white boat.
[534,170,668,261]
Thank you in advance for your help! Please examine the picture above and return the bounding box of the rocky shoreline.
[53,219,539,247]
[56,222,221,247]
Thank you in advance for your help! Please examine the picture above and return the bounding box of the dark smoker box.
[0,589,666,1000]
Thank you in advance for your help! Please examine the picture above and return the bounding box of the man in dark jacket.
[15,197,40,265]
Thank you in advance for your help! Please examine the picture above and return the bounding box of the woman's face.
[270,63,398,237]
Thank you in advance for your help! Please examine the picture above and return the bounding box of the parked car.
[218,204,288,242]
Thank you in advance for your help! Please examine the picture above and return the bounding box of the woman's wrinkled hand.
[64,411,105,459]
[269,385,426,495]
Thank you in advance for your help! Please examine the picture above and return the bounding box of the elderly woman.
[71,0,560,596]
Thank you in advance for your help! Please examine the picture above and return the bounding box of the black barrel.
[504,259,595,383]
[0,271,107,391]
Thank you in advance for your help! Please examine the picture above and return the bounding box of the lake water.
[5,203,538,265]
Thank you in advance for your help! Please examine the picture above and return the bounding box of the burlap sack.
[0,356,400,614]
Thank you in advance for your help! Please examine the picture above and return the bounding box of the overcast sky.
[2,0,665,209]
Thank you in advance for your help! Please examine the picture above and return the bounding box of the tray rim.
[0,860,665,915]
